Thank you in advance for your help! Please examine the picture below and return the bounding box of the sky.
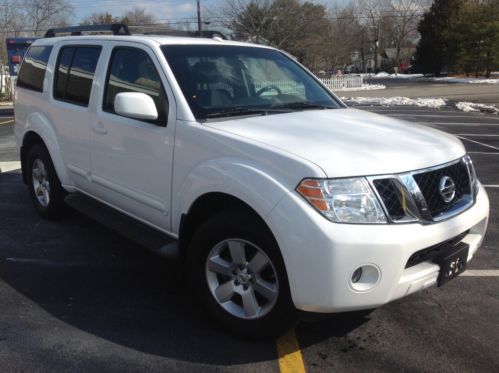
[73,0,229,24]
[71,0,349,25]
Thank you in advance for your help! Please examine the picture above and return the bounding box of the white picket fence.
[254,76,364,94]
[319,75,364,91]
[196,75,364,97]
[254,81,306,96]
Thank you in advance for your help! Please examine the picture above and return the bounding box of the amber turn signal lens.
[296,179,328,211]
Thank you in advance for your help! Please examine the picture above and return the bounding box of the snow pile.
[431,77,499,84]
[338,84,386,91]
[456,102,499,113]
[369,73,424,79]
[469,79,499,84]
[390,74,424,79]
[341,96,447,108]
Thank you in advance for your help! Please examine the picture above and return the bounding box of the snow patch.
[337,84,386,91]
[341,96,447,108]
[456,102,499,114]
[431,77,499,84]
[367,73,424,79]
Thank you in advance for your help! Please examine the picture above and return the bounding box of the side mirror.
[114,92,158,121]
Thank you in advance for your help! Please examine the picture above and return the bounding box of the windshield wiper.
[204,106,288,119]
[271,102,335,110]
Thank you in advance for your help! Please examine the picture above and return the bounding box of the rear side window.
[103,47,167,124]
[17,46,53,92]
[54,46,102,106]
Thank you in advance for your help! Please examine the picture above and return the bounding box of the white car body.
[14,34,489,314]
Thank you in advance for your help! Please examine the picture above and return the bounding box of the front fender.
[172,157,292,234]
[23,112,71,186]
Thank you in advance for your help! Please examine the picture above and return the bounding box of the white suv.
[14,25,489,337]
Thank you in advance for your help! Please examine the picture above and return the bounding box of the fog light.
[352,267,363,283]
[349,264,381,292]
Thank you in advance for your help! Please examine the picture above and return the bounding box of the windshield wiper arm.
[205,106,288,119]
[271,102,335,110]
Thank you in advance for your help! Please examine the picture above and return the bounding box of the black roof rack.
[128,26,227,40]
[45,24,130,38]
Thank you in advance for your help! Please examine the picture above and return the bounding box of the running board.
[65,193,178,259]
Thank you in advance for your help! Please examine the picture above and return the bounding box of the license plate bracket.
[433,242,469,287]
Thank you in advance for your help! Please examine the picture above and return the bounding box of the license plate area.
[433,242,469,287]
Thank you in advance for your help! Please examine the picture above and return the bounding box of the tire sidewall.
[26,144,65,218]
[189,208,296,338]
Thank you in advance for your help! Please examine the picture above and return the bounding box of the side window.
[54,46,101,106]
[103,47,167,124]
[17,46,53,92]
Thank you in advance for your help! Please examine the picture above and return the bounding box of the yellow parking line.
[0,119,14,125]
[276,328,306,373]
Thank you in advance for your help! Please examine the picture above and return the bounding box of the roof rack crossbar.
[45,24,130,38]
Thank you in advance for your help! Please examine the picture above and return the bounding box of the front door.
[89,43,175,232]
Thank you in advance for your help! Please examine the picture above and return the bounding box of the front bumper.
[266,183,489,313]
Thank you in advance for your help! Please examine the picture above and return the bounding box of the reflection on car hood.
[205,108,466,178]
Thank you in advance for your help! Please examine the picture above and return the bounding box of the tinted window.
[104,48,167,124]
[54,47,74,99]
[54,46,101,106]
[17,46,53,92]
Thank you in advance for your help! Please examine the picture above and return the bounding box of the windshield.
[161,45,343,120]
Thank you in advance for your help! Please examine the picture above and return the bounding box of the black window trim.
[102,45,168,127]
[17,45,53,93]
[53,44,103,107]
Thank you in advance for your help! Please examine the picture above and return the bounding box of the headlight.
[296,177,387,224]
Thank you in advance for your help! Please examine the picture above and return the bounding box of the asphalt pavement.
[0,106,498,372]
[349,78,499,106]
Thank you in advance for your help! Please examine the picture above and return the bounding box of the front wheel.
[188,207,297,338]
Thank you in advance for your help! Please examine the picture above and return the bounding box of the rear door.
[49,42,103,189]
[88,41,176,232]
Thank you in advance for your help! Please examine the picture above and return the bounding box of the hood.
[205,108,466,178]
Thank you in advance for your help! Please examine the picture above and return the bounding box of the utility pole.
[373,19,380,73]
[197,0,202,36]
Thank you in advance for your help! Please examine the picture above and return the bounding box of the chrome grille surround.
[367,156,477,225]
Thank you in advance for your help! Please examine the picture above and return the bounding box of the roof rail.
[45,24,130,38]
[127,26,227,40]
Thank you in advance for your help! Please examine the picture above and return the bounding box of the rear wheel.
[188,207,297,338]
[26,144,67,219]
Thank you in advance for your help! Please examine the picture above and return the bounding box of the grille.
[373,179,405,220]
[372,159,473,223]
[413,161,471,217]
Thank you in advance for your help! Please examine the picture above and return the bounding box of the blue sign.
[6,37,39,76]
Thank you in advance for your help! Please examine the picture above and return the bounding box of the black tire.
[26,144,67,219]
[188,206,298,339]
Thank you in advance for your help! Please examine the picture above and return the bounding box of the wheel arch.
[20,116,70,187]
[178,192,277,259]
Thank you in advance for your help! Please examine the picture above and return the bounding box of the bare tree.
[121,6,157,25]
[356,0,389,72]
[325,4,359,73]
[220,0,275,44]
[21,0,74,35]
[387,0,430,64]
[0,0,25,68]
[80,12,121,25]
